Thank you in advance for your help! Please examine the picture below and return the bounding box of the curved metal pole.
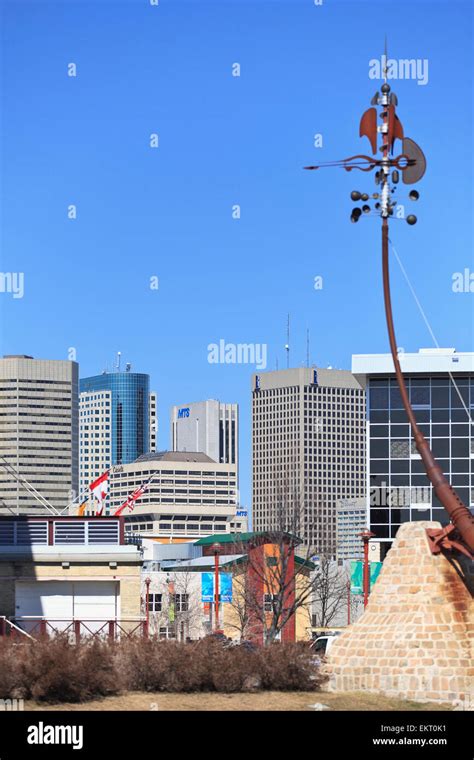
[382,219,474,553]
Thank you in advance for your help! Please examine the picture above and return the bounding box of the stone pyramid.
[324,522,474,705]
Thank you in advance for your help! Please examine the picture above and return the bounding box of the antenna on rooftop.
[285,314,290,369]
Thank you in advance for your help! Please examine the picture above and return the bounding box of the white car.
[310,633,341,658]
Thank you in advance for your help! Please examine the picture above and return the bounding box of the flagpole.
[0,457,59,515]
[59,484,95,515]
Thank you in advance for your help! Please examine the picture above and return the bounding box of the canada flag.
[89,471,109,516]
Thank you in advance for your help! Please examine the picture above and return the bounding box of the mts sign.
[177,407,190,419]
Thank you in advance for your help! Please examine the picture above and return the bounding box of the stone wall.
[324,522,474,705]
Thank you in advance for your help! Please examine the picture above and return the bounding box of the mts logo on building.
[177,407,190,419]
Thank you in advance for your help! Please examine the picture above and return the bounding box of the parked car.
[204,632,233,647]
[310,632,342,660]
[237,639,257,652]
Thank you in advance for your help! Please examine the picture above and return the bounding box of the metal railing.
[1,617,148,642]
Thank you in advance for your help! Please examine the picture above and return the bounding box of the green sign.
[350,561,382,595]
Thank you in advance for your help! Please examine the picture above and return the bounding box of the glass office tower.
[352,349,474,558]
[80,373,150,466]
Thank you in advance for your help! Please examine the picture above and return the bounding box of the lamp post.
[212,542,222,633]
[360,531,375,608]
[144,577,151,638]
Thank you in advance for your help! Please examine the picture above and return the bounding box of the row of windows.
[147,594,189,613]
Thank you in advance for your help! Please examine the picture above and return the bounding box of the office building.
[336,498,367,561]
[352,347,474,557]
[252,367,366,557]
[0,355,78,514]
[79,371,156,494]
[149,392,157,453]
[171,400,238,468]
[109,451,246,541]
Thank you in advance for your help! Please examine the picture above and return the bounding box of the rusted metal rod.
[381,219,474,553]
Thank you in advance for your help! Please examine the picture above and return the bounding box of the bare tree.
[171,570,202,641]
[225,563,253,640]
[311,557,350,628]
[229,481,319,644]
[144,570,203,640]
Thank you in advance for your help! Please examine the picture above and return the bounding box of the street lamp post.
[212,542,222,633]
[360,531,375,608]
[144,576,151,638]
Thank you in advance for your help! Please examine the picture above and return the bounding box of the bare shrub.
[0,639,24,698]
[0,636,325,701]
[258,642,326,691]
[19,636,119,703]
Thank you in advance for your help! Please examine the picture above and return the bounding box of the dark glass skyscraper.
[80,373,150,466]
[352,348,474,559]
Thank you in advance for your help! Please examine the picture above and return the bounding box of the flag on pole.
[113,476,153,517]
[77,501,88,517]
[89,471,109,516]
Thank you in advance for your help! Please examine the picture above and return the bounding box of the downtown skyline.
[0,0,472,511]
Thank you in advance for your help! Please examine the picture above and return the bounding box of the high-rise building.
[0,355,79,514]
[149,392,158,453]
[352,347,474,558]
[109,451,246,541]
[252,367,366,557]
[79,371,156,495]
[171,400,238,468]
[336,498,367,561]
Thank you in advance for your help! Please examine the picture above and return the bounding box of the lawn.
[24,691,453,711]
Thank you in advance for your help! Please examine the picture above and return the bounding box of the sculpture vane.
[305,47,474,559]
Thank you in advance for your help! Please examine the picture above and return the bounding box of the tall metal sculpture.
[304,49,474,559]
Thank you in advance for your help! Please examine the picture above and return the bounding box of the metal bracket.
[426,525,474,560]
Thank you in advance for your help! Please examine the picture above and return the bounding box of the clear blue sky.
[0,0,472,512]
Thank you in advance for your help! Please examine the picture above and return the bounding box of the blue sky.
[0,0,472,511]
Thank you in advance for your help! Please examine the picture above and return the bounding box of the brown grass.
[23,690,453,712]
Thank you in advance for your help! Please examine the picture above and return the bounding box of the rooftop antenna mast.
[304,41,474,558]
[285,314,290,369]
[306,327,310,368]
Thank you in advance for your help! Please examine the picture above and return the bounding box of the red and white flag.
[89,471,109,516]
[114,476,153,517]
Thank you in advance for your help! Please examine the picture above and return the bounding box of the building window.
[148,593,162,612]
[390,440,410,459]
[264,594,278,612]
[174,594,189,612]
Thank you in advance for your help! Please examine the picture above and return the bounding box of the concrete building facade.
[171,400,238,468]
[149,392,157,453]
[109,451,246,542]
[0,356,79,514]
[252,367,366,558]
[336,498,368,561]
[352,348,474,557]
